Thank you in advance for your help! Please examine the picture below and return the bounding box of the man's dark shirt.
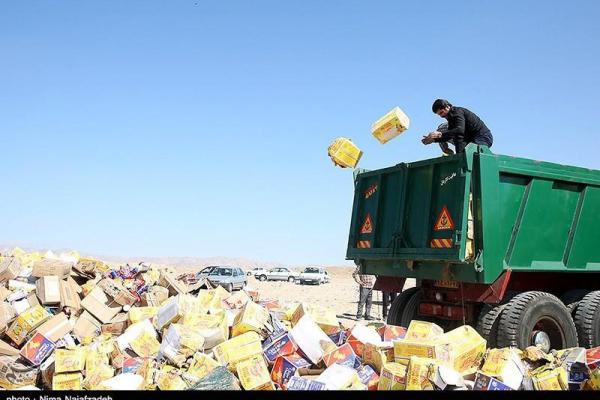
[435,106,493,153]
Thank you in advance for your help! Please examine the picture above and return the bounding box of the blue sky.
[1,1,599,266]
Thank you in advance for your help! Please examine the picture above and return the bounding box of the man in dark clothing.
[422,99,493,154]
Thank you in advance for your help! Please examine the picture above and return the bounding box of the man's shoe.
[364,315,375,321]
[355,314,362,320]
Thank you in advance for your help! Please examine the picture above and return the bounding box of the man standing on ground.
[352,265,376,320]
[422,99,493,154]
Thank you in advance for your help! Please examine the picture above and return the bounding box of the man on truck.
[422,99,493,154]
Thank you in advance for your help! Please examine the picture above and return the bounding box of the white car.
[257,267,300,282]
[298,267,329,285]
[248,267,269,277]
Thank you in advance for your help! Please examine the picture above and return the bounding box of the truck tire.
[387,287,420,326]
[560,289,590,315]
[399,288,422,327]
[497,291,578,351]
[476,303,507,348]
[475,291,517,347]
[574,291,600,348]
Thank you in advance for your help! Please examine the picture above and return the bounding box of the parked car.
[248,267,269,277]
[298,267,329,285]
[256,267,300,282]
[196,266,217,280]
[205,266,247,292]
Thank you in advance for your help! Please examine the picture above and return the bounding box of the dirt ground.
[242,267,416,323]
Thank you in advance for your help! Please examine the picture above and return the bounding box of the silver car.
[257,267,300,282]
[206,266,247,292]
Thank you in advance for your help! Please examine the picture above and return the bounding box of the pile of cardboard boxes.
[1,248,600,391]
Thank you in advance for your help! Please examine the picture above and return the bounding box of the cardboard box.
[586,346,600,369]
[231,301,270,337]
[263,332,297,364]
[80,286,121,324]
[474,373,513,390]
[430,364,467,390]
[378,324,407,342]
[36,275,61,304]
[101,313,130,336]
[97,278,137,306]
[33,312,73,342]
[53,372,84,390]
[559,347,589,385]
[290,303,341,335]
[236,355,275,390]
[213,331,263,371]
[128,307,159,324]
[480,348,525,390]
[158,272,187,296]
[83,365,115,390]
[159,323,205,366]
[0,339,20,356]
[531,366,568,390]
[20,332,56,366]
[405,356,436,390]
[0,302,16,331]
[6,304,51,345]
[223,290,251,310]
[315,363,361,390]
[116,319,158,352]
[59,279,81,311]
[289,315,336,364]
[323,343,360,369]
[271,353,311,386]
[73,311,102,339]
[439,325,487,373]
[285,376,326,391]
[347,324,383,358]
[75,258,106,275]
[0,286,10,302]
[404,320,444,341]
[363,342,394,373]
[54,348,87,373]
[130,331,160,358]
[32,259,72,278]
[0,257,21,282]
[182,311,228,350]
[141,286,169,307]
[186,353,220,380]
[357,364,380,391]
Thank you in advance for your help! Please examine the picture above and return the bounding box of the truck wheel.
[560,289,590,315]
[497,291,578,351]
[387,287,420,326]
[475,291,517,347]
[476,303,507,348]
[574,291,600,348]
[399,288,423,327]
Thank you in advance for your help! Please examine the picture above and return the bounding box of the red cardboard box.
[20,333,56,366]
[378,325,407,342]
[322,343,360,369]
[271,353,311,386]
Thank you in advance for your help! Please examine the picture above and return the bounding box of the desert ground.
[176,265,415,323]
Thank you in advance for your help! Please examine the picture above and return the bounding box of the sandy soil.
[241,267,416,323]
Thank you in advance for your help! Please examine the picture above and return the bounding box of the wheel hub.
[532,330,551,352]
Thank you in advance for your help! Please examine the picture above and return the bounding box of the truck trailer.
[347,144,600,351]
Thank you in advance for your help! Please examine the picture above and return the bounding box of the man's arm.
[436,111,465,143]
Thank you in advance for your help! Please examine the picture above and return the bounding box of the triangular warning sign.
[434,206,455,231]
[361,214,373,234]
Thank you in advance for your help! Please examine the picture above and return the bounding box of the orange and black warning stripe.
[357,240,371,248]
[430,238,453,248]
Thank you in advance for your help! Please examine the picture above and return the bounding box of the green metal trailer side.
[346,144,600,350]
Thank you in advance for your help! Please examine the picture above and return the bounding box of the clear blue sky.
[1,1,599,266]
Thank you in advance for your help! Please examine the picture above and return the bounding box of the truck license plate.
[433,280,459,289]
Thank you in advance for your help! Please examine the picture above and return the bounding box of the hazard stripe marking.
[430,239,453,248]
[357,240,371,248]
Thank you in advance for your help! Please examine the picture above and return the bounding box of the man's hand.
[421,131,442,145]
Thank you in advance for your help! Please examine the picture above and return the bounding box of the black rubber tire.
[574,290,600,348]
[400,288,423,327]
[475,291,518,347]
[497,291,578,350]
[287,276,295,283]
[387,287,420,326]
[476,303,507,348]
[258,275,267,282]
[226,283,234,293]
[560,289,590,316]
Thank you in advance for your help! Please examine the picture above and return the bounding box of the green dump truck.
[347,144,600,351]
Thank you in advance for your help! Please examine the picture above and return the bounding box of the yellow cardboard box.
[129,307,159,324]
[363,342,394,373]
[377,362,408,390]
[83,365,114,390]
[440,325,487,373]
[213,331,263,371]
[130,331,160,358]
[231,301,270,337]
[53,372,84,390]
[371,106,410,144]
[6,304,51,345]
[531,366,568,390]
[290,303,340,335]
[406,356,436,390]
[236,355,274,390]
[327,138,363,168]
[186,353,221,380]
[54,348,87,373]
[404,320,444,341]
